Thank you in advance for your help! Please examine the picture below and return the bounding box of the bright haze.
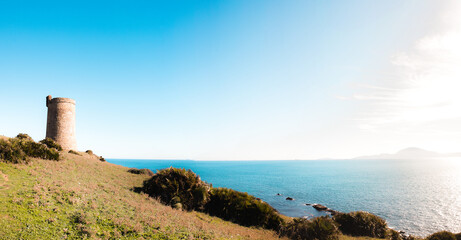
[1,1,460,160]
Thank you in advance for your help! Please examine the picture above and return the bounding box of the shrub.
[99,156,105,162]
[85,150,93,155]
[141,167,210,211]
[205,187,284,230]
[388,229,403,240]
[0,136,60,162]
[69,150,80,155]
[281,217,339,240]
[11,138,60,161]
[426,231,456,240]
[0,139,28,163]
[333,211,387,238]
[40,138,63,151]
[128,168,154,176]
[16,133,33,141]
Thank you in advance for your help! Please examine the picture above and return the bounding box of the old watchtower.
[45,95,77,150]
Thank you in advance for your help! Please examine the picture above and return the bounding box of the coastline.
[107,158,461,236]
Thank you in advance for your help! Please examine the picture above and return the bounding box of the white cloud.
[353,1,461,136]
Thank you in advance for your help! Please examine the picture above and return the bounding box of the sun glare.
[355,0,461,138]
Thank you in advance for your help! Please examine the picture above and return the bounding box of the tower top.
[46,95,76,107]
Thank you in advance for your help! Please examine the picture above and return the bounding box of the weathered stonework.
[46,95,77,150]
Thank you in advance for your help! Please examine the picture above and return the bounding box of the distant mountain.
[354,147,461,160]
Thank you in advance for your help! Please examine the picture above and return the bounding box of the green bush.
[0,139,29,163]
[0,135,60,163]
[426,231,456,240]
[16,133,33,141]
[333,211,387,238]
[141,167,210,211]
[10,137,59,161]
[40,138,63,151]
[128,168,154,176]
[205,187,284,230]
[281,217,339,240]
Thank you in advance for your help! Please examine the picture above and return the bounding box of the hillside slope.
[0,150,283,239]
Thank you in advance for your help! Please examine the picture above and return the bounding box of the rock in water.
[312,204,328,211]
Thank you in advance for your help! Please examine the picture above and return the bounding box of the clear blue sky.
[1,0,460,160]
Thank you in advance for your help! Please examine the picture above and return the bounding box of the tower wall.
[46,95,77,150]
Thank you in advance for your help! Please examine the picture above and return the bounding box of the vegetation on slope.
[206,187,284,230]
[127,168,154,176]
[139,167,284,231]
[0,134,60,163]
[40,137,63,151]
[141,167,211,211]
[426,231,461,240]
[280,217,339,240]
[333,211,388,238]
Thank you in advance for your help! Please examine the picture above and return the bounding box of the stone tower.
[46,95,77,150]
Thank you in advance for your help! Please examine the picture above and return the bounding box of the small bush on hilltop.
[281,217,339,240]
[205,187,284,230]
[141,167,210,211]
[333,211,387,238]
[128,168,154,176]
[0,134,60,163]
[85,150,93,155]
[40,137,63,151]
[68,150,80,155]
[16,133,33,141]
[426,231,457,240]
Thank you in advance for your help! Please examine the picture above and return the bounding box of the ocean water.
[107,158,461,236]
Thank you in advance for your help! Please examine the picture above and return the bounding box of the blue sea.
[107,158,461,236]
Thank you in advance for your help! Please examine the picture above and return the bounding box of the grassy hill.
[0,135,389,240]
[0,148,285,239]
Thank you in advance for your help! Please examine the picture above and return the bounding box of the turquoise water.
[107,158,461,236]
